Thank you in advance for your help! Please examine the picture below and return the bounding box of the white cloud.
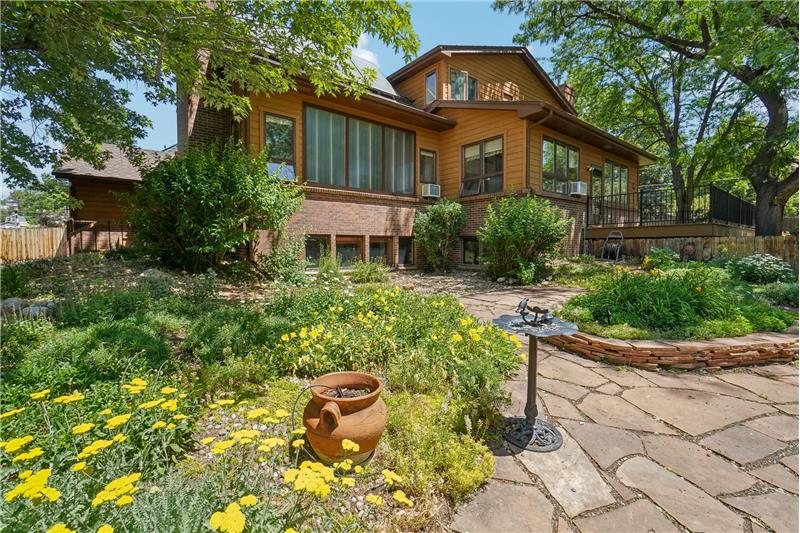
[353,33,380,67]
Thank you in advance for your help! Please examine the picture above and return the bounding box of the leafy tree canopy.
[0,176,80,226]
[496,0,798,234]
[1,0,418,187]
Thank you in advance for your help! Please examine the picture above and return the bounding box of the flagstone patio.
[451,287,799,533]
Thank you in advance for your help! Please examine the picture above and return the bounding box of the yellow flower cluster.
[30,388,50,400]
[212,440,237,455]
[365,494,384,506]
[71,422,95,435]
[257,437,285,452]
[77,437,122,459]
[381,469,403,487]
[0,435,33,453]
[12,447,43,463]
[0,406,25,418]
[122,377,147,395]
[53,392,84,404]
[91,472,141,507]
[341,439,360,453]
[5,468,60,503]
[104,413,131,430]
[392,489,414,508]
[46,524,75,533]
[283,461,337,499]
[210,502,247,533]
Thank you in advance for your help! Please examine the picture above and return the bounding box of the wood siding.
[247,91,442,195]
[70,178,135,222]
[528,124,639,196]
[434,108,527,198]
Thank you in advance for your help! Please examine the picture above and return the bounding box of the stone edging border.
[544,330,799,370]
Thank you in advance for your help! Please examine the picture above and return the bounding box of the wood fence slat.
[0,227,69,263]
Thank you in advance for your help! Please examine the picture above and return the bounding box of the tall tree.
[1,0,418,187]
[496,0,798,235]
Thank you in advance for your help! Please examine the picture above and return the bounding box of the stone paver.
[743,414,799,442]
[595,382,622,395]
[538,356,608,388]
[781,454,799,474]
[722,492,798,533]
[641,434,757,496]
[538,376,590,401]
[616,456,744,532]
[450,481,554,533]
[560,419,643,469]
[578,393,677,434]
[622,387,775,435]
[750,464,798,494]
[540,392,583,420]
[515,431,615,518]
[641,372,769,403]
[574,499,679,533]
[591,367,654,388]
[700,425,786,464]
[717,373,798,403]
[450,286,799,533]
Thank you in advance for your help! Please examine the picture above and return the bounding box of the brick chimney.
[557,84,575,107]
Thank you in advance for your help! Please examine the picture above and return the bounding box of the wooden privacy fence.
[0,226,69,263]
[587,234,798,267]
[0,221,132,264]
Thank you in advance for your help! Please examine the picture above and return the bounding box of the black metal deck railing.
[588,184,755,228]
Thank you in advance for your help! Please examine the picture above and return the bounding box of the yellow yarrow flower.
[151,421,167,430]
[78,439,114,459]
[19,470,32,479]
[291,427,306,435]
[215,399,236,406]
[99,408,112,416]
[172,414,187,420]
[160,386,178,394]
[341,439,360,453]
[381,469,403,487]
[91,473,141,507]
[53,392,84,404]
[238,494,258,507]
[116,495,133,506]
[97,525,114,533]
[4,468,55,502]
[3,435,33,453]
[12,447,44,463]
[291,439,304,449]
[138,398,164,409]
[365,494,384,506]
[71,462,87,472]
[274,408,290,419]
[30,388,50,400]
[211,440,236,455]
[257,437,285,452]
[393,489,414,507]
[451,332,463,343]
[112,434,127,443]
[104,414,131,430]
[246,407,270,419]
[1,407,26,418]
[209,502,247,533]
[46,523,75,533]
[200,436,216,445]
[161,399,179,411]
[71,422,95,435]
[230,429,259,441]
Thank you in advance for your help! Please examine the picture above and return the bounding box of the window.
[369,239,390,264]
[462,137,503,196]
[502,91,514,101]
[305,235,329,267]
[420,150,437,184]
[542,137,579,194]
[450,69,478,101]
[602,160,630,198]
[462,238,480,265]
[336,237,362,266]
[398,237,413,266]
[264,113,295,180]
[305,107,346,186]
[304,106,415,194]
[425,71,437,104]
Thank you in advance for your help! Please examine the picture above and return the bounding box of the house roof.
[429,100,657,165]
[386,45,576,114]
[54,144,173,182]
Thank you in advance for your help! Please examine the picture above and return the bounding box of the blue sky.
[3,1,553,197]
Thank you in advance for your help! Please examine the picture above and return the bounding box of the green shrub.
[0,319,56,365]
[738,300,796,331]
[349,258,390,283]
[477,195,570,283]
[414,199,465,272]
[260,234,308,285]
[185,269,221,307]
[127,140,303,271]
[642,247,679,270]
[56,285,154,327]
[0,264,30,297]
[182,305,290,363]
[730,254,795,284]
[383,393,495,502]
[761,282,799,307]
[316,248,345,284]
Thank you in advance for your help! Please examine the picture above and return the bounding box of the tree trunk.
[754,182,785,236]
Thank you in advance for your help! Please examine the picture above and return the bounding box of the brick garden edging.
[545,330,799,370]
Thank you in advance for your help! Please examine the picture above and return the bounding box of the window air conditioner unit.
[421,182,441,198]
[569,181,588,197]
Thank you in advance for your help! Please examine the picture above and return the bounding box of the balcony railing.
[588,184,755,228]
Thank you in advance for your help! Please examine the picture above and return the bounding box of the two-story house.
[60,45,662,262]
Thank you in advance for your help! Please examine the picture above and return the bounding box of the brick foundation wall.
[546,331,799,370]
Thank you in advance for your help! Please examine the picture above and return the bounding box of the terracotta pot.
[302,371,387,465]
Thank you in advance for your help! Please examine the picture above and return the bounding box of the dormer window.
[450,68,478,101]
[425,71,437,104]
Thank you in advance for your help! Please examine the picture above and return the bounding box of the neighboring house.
[64,45,754,265]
